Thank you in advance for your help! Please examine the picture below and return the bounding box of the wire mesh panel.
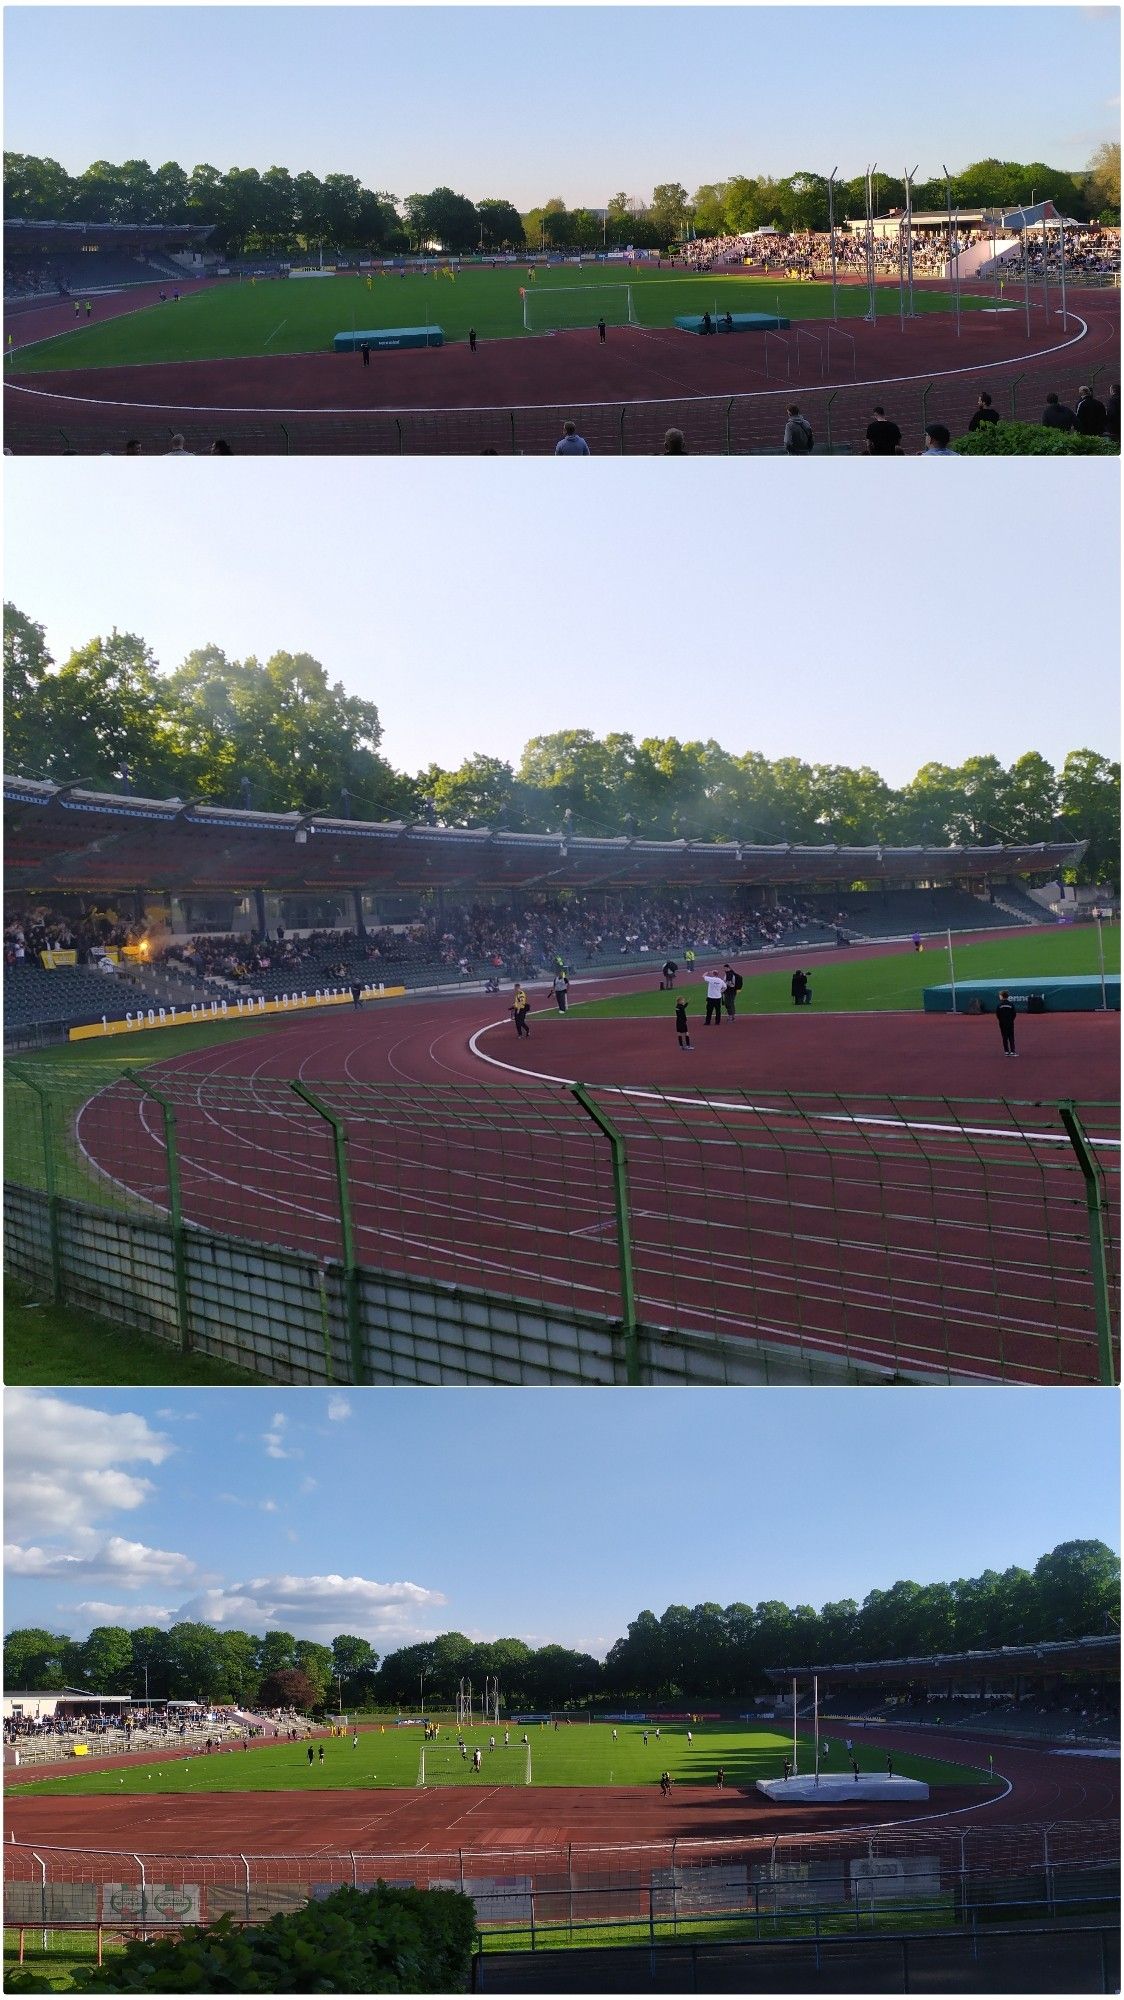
[598,1089,1119,1384]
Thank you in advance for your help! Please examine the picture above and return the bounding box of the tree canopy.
[4,604,1115,883]
[4,1541,1116,1710]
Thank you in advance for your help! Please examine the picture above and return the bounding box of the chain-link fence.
[6,1823,1117,1947]
[6,1065,1117,1383]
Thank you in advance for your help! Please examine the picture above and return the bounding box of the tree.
[3,1628,70,1690]
[3,601,54,777]
[1058,749,1120,885]
[405,187,479,252]
[257,1630,299,1679]
[331,1635,380,1705]
[35,629,178,794]
[423,754,519,829]
[1032,1541,1120,1639]
[295,1640,335,1705]
[259,1667,320,1711]
[163,1622,235,1701]
[1086,140,1120,219]
[476,199,524,249]
[75,1626,135,1695]
[649,181,690,242]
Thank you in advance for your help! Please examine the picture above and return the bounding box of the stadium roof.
[764,1636,1119,1685]
[5,219,214,249]
[3,776,1087,897]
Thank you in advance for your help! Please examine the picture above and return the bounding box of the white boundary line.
[466,1021,1120,1150]
[5,316,1089,419]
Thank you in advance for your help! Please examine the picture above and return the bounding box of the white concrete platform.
[757,1773,929,1804]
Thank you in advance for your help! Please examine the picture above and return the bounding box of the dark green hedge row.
[8,1883,477,1993]
[953,421,1119,455]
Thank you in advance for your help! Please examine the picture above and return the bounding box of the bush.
[7,1884,478,1994]
[953,421,1119,456]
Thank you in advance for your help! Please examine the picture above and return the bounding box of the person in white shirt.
[704,971,726,1026]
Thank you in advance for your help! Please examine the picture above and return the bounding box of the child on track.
[675,998,692,1049]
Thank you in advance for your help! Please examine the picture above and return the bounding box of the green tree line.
[4,1540,1116,1710]
[5,604,1118,881]
[5,147,1118,256]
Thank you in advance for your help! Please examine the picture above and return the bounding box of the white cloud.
[298,1477,317,1495]
[263,1412,299,1461]
[217,1494,279,1513]
[5,1535,197,1588]
[5,1390,173,1540]
[69,1602,179,1632]
[174,1573,447,1644]
[327,1396,352,1422]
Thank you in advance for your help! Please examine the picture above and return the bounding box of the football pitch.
[567,928,1120,1022]
[6,1722,990,1797]
[13,268,1000,373]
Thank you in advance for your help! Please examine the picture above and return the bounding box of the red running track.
[71,938,1119,1385]
[5,279,1118,453]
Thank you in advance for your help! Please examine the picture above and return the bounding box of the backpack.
[790,417,814,453]
[733,972,743,991]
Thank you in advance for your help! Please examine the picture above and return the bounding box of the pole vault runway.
[73,954,1119,1385]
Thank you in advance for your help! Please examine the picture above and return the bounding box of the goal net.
[522,284,638,332]
[417,1739,532,1787]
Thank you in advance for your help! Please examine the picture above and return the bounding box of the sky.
[4,7,1119,206]
[4,459,1120,786]
[4,1386,1119,1655]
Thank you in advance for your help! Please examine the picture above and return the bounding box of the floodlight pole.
[1058,219,1068,331]
[813,1675,820,1785]
[1020,212,1032,341]
[946,928,957,1013]
[1041,210,1050,327]
[904,166,918,317]
[1096,914,1106,1010]
[792,1677,798,1777]
[864,164,878,322]
[827,169,839,323]
[943,168,961,337]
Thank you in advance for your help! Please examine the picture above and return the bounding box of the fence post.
[33,1851,47,1952]
[509,409,517,455]
[1058,1102,1117,1385]
[619,405,627,455]
[919,382,933,440]
[569,1083,640,1383]
[16,1070,65,1305]
[240,1853,251,1923]
[395,417,404,455]
[825,388,838,452]
[290,1081,366,1384]
[724,396,735,454]
[1008,372,1025,420]
[122,1070,192,1352]
[280,423,290,456]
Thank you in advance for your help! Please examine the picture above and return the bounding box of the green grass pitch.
[14,268,999,373]
[7,1721,989,1797]
[565,928,1120,1022]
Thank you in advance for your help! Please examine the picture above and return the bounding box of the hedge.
[953,421,1119,456]
[7,1883,478,1993]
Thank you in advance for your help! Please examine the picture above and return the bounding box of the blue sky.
[4,460,1120,785]
[4,8,1119,205]
[5,1387,1118,1654]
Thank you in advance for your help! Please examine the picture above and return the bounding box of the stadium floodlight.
[522,285,638,334]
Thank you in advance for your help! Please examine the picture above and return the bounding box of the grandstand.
[4,774,1089,1037]
[3,220,216,304]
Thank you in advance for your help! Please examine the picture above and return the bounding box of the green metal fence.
[6,1063,1118,1384]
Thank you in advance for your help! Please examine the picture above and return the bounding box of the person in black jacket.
[995,990,1018,1056]
[1105,383,1121,445]
[967,391,1000,431]
[1041,392,1076,431]
[1075,385,1108,436]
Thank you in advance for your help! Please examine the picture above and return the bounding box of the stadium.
[5,1625,1119,1990]
[6,776,1119,1388]
[3,208,1120,455]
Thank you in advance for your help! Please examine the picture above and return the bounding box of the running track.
[74,936,1120,1384]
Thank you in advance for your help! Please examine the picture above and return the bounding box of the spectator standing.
[1105,382,1120,444]
[555,420,591,455]
[674,998,692,1050]
[864,405,902,454]
[1075,385,1108,436]
[995,990,1019,1057]
[511,985,530,1037]
[923,423,955,455]
[552,970,569,1013]
[704,970,726,1026]
[1041,392,1076,431]
[783,404,814,454]
[967,391,1000,431]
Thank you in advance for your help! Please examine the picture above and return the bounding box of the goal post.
[522,284,637,332]
[417,1740,532,1787]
